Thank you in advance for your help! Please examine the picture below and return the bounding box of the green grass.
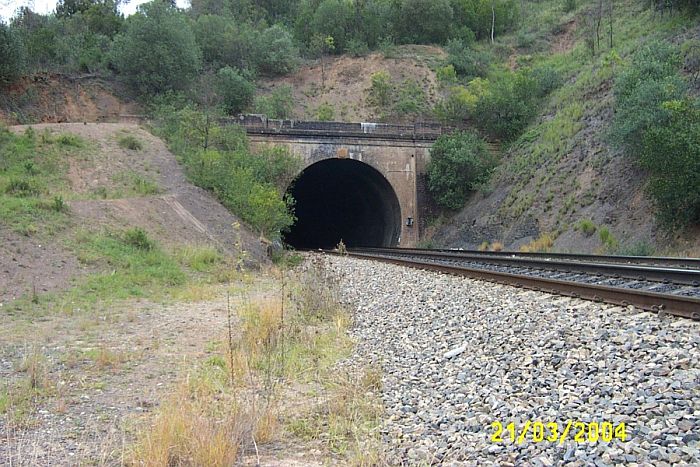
[0,127,84,236]
[65,229,186,306]
[118,135,144,151]
[111,171,161,196]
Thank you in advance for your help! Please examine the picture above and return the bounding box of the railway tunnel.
[284,159,402,249]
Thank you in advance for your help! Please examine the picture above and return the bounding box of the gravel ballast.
[323,254,700,466]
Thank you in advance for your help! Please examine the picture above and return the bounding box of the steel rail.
[323,250,700,320]
[351,247,700,269]
[349,248,700,286]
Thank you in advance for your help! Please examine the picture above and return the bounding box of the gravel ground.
[324,255,700,466]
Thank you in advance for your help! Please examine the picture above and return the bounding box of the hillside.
[0,123,265,305]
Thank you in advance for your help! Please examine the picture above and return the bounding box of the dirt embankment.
[0,123,266,304]
[258,45,445,122]
[0,74,141,125]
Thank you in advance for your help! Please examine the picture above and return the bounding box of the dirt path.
[0,281,277,465]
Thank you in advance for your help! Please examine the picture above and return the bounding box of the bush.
[316,102,335,121]
[123,227,155,251]
[216,67,255,116]
[110,2,202,95]
[254,85,294,119]
[639,99,700,228]
[346,38,369,57]
[446,39,491,78]
[610,40,684,155]
[395,80,427,117]
[611,41,699,228]
[436,65,458,85]
[598,226,618,252]
[478,69,540,141]
[118,135,143,150]
[368,70,393,108]
[427,131,497,209]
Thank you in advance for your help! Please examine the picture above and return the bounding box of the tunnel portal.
[284,159,402,249]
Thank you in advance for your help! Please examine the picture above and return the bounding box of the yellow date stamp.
[490,421,628,445]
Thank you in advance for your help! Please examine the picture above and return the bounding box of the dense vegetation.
[427,131,496,209]
[610,41,700,228]
[1,0,699,235]
[152,106,302,238]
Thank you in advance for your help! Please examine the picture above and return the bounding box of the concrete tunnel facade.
[248,134,433,249]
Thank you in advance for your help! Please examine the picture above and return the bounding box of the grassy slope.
[0,126,240,312]
[433,0,700,255]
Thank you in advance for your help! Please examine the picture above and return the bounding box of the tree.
[393,0,454,44]
[216,66,255,115]
[110,1,202,95]
[639,100,700,228]
[427,131,496,209]
[311,0,353,52]
[0,24,26,85]
[254,24,300,76]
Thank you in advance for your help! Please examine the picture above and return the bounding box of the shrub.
[254,85,294,119]
[118,135,143,150]
[368,71,393,108]
[563,0,576,12]
[56,133,84,147]
[639,99,700,228]
[446,39,491,78]
[478,70,540,141]
[345,38,369,57]
[395,80,427,117]
[610,40,684,155]
[394,0,454,45]
[436,65,458,85]
[316,102,335,121]
[216,66,255,116]
[617,241,655,256]
[123,227,155,251]
[427,131,497,209]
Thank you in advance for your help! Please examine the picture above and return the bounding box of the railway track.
[323,247,700,320]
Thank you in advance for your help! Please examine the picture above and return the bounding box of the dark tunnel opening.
[284,159,402,249]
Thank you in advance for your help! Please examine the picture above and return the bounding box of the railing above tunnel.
[224,114,447,141]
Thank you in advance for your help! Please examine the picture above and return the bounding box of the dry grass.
[129,257,384,465]
[490,241,504,252]
[519,233,555,253]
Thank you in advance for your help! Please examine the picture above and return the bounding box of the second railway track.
[323,247,700,320]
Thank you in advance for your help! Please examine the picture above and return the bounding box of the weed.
[55,134,84,147]
[617,241,655,256]
[176,246,223,272]
[490,241,504,252]
[598,226,619,252]
[118,135,144,151]
[5,178,40,197]
[123,227,155,251]
[577,218,596,236]
[131,175,160,195]
[51,195,66,212]
[520,233,555,252]
[478,241,489,251]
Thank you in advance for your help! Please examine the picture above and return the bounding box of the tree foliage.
[110,2,202,95]
[0,23,26,85]
[427,131,496,209]
[216,66,255,115]
[611,41,699,228]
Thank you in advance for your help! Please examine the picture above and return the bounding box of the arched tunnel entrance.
[284,159,402,249]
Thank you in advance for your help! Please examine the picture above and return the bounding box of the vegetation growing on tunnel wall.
[427,131,497,210]
[152,105,302,238]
